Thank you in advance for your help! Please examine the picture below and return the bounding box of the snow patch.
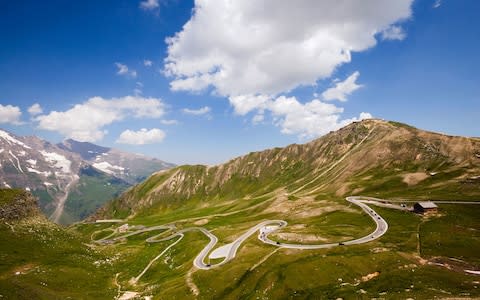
[44,182,53,187]
[40,151,71,173]
[0,148,4,153]
[0,130,32,149]
[27,167,52,177]
[26,187,31,191]
[8,150,24,173]
[26,159,37,166]
[466,270,480,275]
[3,182,11,188]
[17,150,26,156]
[92,161,124,175]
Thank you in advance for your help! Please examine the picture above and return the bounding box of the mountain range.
[100,119,480,219]
[2,119,480,299]
[0,129,174,224]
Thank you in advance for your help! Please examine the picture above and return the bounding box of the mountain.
[3,120,480,299]
[58,139,174,184]
[0,129,174,224]
[101,119,480,218]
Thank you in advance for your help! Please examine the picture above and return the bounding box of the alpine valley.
[0,129,174,224]
[1,119,480,299]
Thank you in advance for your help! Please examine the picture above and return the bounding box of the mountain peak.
[59,139,111,160]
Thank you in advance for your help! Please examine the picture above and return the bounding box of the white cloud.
[182,106,211,115]
[228,94,372,139]
[165,0,412,97]
[140,0,159,10]
[35,96,166,142]
[433,0,442,8]
[116,128,165,145]
[115,62,137,78]
[134,82,143,96]
[27,103,43,116]
[164,0,411,138]
[381,25,406,41]
[322,71,363,102]
[268,96,373,139]
[0,104,22,124]
[161,119,179,125]
[252,114,265,125]
[229,94,270,115]
[144,59,153,67]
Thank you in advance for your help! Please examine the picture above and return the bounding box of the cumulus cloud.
[140,0,159,10]
[381,25,406,41]
[0,104,22,124]
[116,128,165,145]
[27,103,43,116]
[165,0,412,97]
[322,71,363,102]
[115,62,137,78]
[35,96,166,142]
[164,0,412,138]
[182,106,211,115]
[144,59,153,67]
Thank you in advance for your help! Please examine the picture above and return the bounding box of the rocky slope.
[58,139,174,184]
[0,189,40,221]
[101,119,480,218]
[0,129,174,223]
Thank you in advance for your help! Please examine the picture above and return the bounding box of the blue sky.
[0,0,479,165]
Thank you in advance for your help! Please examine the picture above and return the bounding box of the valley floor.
[70,194,480,299]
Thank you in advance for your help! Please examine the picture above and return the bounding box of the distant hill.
[100,119,480,218]
[0,129,174,224]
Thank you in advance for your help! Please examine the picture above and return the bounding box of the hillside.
[102,119,480,218]
[0,189,117,299]
[3,120,480,299]
[0,129,174,224]
[75,119,480,299]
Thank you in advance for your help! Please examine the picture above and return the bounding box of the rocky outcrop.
[0,189,40,221]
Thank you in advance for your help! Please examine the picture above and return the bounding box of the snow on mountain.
[0,129,175,224]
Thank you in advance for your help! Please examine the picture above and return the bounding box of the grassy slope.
[61,167,131,224]
[0,188,24,206]
[0,216,116,299]
[4,119,480,298]
[73,196,480,299]
[79,120,480,298]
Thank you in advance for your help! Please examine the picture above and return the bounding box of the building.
[413,201,438,214]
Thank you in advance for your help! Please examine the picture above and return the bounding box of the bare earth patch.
[272,232,329,243]
[402,172,429,186]
[193,219,209,226]
[361,271,380,282]
[265,192,357,218]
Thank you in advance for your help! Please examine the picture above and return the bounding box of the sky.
[0,0,479,165]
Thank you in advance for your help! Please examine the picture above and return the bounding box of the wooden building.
[413,201,438,214]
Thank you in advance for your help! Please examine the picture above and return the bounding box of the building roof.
[416,201,438,209]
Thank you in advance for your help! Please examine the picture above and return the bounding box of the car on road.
[339,242,345,245]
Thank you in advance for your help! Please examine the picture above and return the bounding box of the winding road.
[92,196,389,277]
